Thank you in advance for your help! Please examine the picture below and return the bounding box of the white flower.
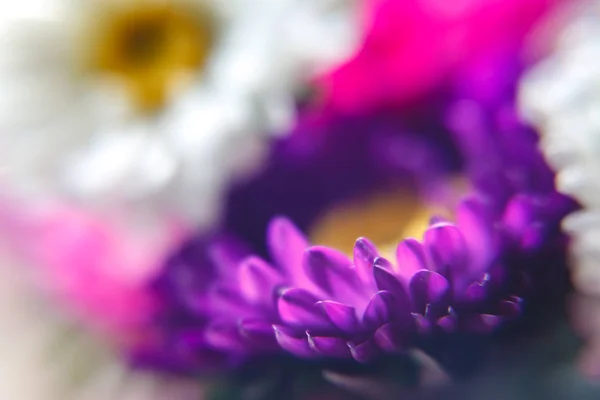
[519,0,600,296]
[0,0,359,228]
[0,258,203,400]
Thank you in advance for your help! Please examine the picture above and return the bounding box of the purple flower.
[138,52,574,375]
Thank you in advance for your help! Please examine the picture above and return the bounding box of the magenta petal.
[409,270,449,314]
[277,288,330,329]
[396,239,428,281]
[348,340,376,363]
[303,246,358,298]
[239,319,277,348]
[238,256,283,303]
[317,301,360,333]
[267,217,309,283]
[363,290,395,328]
[353,237,379,284]
[423,224,468,276]
[273,325,315,358]
[307,334,350,358]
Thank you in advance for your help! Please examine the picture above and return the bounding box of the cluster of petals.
[152,195,554,367]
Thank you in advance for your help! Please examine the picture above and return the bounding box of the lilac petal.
[238,256,283,303]
[239,319,277,349]
[303,246,359,299]
[267,217,309,284]
[423,223,468,276]
[363,290,395,328]
[317,301,360,333]
[374,323,410,353]
[409,270,450,314]
[204,323,246,352]
[307,334,350,358]
[396,239,428,281]
[353,237,379,284]
[277,288,329,329]
[348,340,377,363]
[456,199,495,277]
[273,325,315,358]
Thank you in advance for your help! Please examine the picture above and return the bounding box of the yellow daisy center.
[86,2,214,113]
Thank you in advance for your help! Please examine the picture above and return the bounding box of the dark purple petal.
[374,323,407,353]
[423,223,468,277]
[307,334,350,358]
[204,323,247,352]
[267,217,310,284]
[465,314,502,334]
[463,281,487,303]
[348,340,377,363]
[239,319,277,349]
[317,301,361,333]
[497,299,522,319]
[277,288,330,329]
[363,290,395,328]
[353,237,379,284]
[409,270,450,314]
[273,325,315,358]
[238,256,283,303]
[437,314,457,333]
[373,260,412,309]
[396,238,428,281]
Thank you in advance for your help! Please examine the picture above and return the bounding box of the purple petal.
[307,334,350,358]
[363,290,395,328]
[239,319,277,349]
[267,217,309,284]
[277,288,329,329]
[204,322,246,352]
[498,299,522,319]
[373,261,412,310]
[409,270,450,314]
[353,237,379,284]
[456,199,495,277]
[373,323,408,352]
[238,256,283,303]
[396,239,428,281]
[423,223,468,276]
[348,340,377,363]
[317,301,360,333]
[463,281,487,303]
[437,315,457,333]
[303,246,359,298]
[273,325,315,358]
[465,314,502,334]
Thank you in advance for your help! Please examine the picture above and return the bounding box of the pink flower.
[0,197,187,339]
[321,0,559,113]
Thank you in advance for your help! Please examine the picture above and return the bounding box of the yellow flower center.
[85,2,214,113]
[308,190,451,258]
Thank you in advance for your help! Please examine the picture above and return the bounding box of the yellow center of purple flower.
[85,2,214,113]
[309,191,449,257]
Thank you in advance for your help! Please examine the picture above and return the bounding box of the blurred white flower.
[519,0,600,297]
[0,0,359,227]
[0,256,203,400]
